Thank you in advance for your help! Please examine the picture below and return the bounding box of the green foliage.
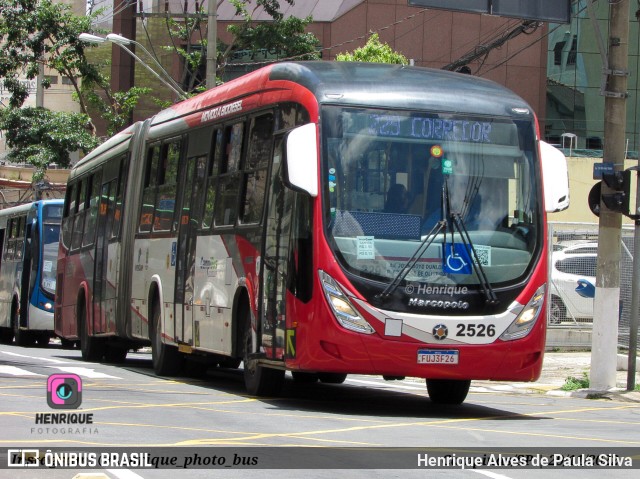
[83,86,151,137]
[230,0,294,21]
[226,14,320,62]
[561,372,590,391]
[0,0,151,172]
[164,0,320,89]
[336,33,408,65]
[0,0,100,109]
[0,108,99,180]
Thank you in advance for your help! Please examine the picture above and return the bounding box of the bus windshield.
[41,204,62,295]
[322,106,541,288]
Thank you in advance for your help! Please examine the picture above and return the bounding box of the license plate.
[417,349,459,364]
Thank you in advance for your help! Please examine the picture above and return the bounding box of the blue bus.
[0,200,64,346]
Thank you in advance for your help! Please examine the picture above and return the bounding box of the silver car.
[549,242,597,324]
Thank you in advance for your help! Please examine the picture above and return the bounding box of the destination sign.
[342,111,518,146]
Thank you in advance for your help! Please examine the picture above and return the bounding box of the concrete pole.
[628,167,639,390]
[206,0,218,89]
[111,0,137,125]
[591,0,630,391]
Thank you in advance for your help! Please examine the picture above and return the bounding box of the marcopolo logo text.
[201,100,243,123]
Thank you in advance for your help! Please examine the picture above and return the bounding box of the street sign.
[593,162,614,180]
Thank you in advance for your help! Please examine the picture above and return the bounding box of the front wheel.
[426,379,471,405]
[243,311,284,396]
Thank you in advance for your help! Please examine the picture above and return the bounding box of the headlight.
[319,270,374,334]
[500,284,546,341]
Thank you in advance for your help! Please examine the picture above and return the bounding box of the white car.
[549,242,597,324]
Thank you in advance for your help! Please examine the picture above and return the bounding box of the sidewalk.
[472,351,640,402]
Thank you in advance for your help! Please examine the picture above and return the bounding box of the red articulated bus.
[55,61,568,404]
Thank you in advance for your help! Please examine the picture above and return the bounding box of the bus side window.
[277,103,310,130]
[154,140,181,232]
[0,228,4,271]
[71,179,88,250]
[140,146,160,233]
[241,114,273,224]
[14,216,25,260]
[5,218,15,260]
[61,182,77,249]
[82,171,102,247]
[215,122,244,227]
[111,157,128,239]
[202,129,223,229]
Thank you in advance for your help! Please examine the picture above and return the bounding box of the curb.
[471,382,640,402]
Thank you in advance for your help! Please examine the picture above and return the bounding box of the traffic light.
[601,170,631,214]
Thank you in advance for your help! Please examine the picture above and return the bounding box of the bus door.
[93,177,117,334]
[20,213,35,328]
[261,136,292,360]
[175,155,207,345]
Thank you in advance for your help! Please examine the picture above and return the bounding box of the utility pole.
[591,0,630,391]
[206,0,218,89]
[111,0,137,125]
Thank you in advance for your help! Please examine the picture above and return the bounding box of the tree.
[0,108,99,180]
[336,33,408,65]
[0,0,148,171]
[164,0,320,90]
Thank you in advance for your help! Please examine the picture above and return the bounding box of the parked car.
[549,242,597,324]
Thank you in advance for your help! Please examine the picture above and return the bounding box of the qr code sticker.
[473,245,491,266]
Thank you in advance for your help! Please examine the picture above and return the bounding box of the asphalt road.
[0,342,638,479]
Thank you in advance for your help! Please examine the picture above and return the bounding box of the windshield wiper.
[441,176,497,305]
[376,183,450,302]
[450,211,498,305]
[376,178,498,305]
[376,219,446,302]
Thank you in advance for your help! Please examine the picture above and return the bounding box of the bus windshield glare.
[323,106,541,288]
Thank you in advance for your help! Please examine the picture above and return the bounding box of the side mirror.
[539,140,570,213]
[284,123,318,197]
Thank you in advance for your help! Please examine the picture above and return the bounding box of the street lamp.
[79,33,188,101]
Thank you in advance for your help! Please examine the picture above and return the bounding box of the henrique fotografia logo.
[33,374,97,435]
[47,374,82,409]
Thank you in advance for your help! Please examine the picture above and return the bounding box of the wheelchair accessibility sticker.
[443,243,472,275]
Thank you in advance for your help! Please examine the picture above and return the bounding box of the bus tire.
[317,373,347,384]
[35,334,51,347]
[426,379,471,405]
[12,301,34,347]
[79,304,105,362]
[150,303,182,376]
[242,308,284,396]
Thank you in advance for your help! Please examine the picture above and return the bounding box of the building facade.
[546,0,640,153]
